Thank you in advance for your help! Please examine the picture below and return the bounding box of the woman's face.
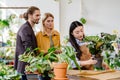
[43,16,54,30]
[72,26,84,41]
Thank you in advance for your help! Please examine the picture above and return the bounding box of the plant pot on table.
[93,54,103,70]
[53,62,68,80]
[26,72,51,80]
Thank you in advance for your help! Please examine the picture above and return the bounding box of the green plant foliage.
[19,47,58,78]
[104,51,120,69]
[0,19,9,30]
[0,47,15,60]
[61,46,81,70]
[0,63,21,80]
[19,46,81,78]
[83,32,117,55]
[80,17,87,24]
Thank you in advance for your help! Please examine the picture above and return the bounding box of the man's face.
[30,10,41,24]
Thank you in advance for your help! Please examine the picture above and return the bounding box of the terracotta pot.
[53,62,68,79]
[25,71,33,74]
[34,70,40,74]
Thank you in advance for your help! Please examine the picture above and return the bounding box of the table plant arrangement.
[83,32,120,69]
[19,46,81,80]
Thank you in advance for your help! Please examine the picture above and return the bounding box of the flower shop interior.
[0,0,120,80]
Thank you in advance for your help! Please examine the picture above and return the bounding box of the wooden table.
[67,70,120,80]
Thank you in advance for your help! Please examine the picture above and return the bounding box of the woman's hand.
[102,62,110,70]
[80,58,97,66]
[87,58,97,65]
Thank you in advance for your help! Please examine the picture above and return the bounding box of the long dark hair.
[69,21,84,60]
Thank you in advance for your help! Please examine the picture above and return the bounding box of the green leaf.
[80,18,86,24]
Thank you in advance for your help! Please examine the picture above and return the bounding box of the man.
[14,6,41,80]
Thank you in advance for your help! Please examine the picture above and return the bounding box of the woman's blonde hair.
[40,13,54,31]
[42,12,54,25]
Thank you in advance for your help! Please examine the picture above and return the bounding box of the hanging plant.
[80,17,87,24]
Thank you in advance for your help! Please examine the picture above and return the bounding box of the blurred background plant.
[0,14,17,47]
[0,14,18,67]
[62,35,69,46]
[0,62,21,80]
[0,47,15,65]
[112,30,120,53]
[0,19,9,30]
[103,30,120,70]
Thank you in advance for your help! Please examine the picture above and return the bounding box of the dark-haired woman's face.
[72,26,84,41]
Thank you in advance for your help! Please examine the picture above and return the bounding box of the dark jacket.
[14,21,37,74]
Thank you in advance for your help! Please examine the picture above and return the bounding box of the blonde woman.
[36,13,60,53]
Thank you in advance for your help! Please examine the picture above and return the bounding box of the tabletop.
[67,70,120,80]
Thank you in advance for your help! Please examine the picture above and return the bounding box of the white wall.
[60,0,120,40]
[60,0,82,40]
[82,0,120,35]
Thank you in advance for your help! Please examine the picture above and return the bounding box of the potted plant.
[53,62,68,80]
[83,32,117,69]
[19,47,58,80]
[53,46,81,80]
[19,46,81,80]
